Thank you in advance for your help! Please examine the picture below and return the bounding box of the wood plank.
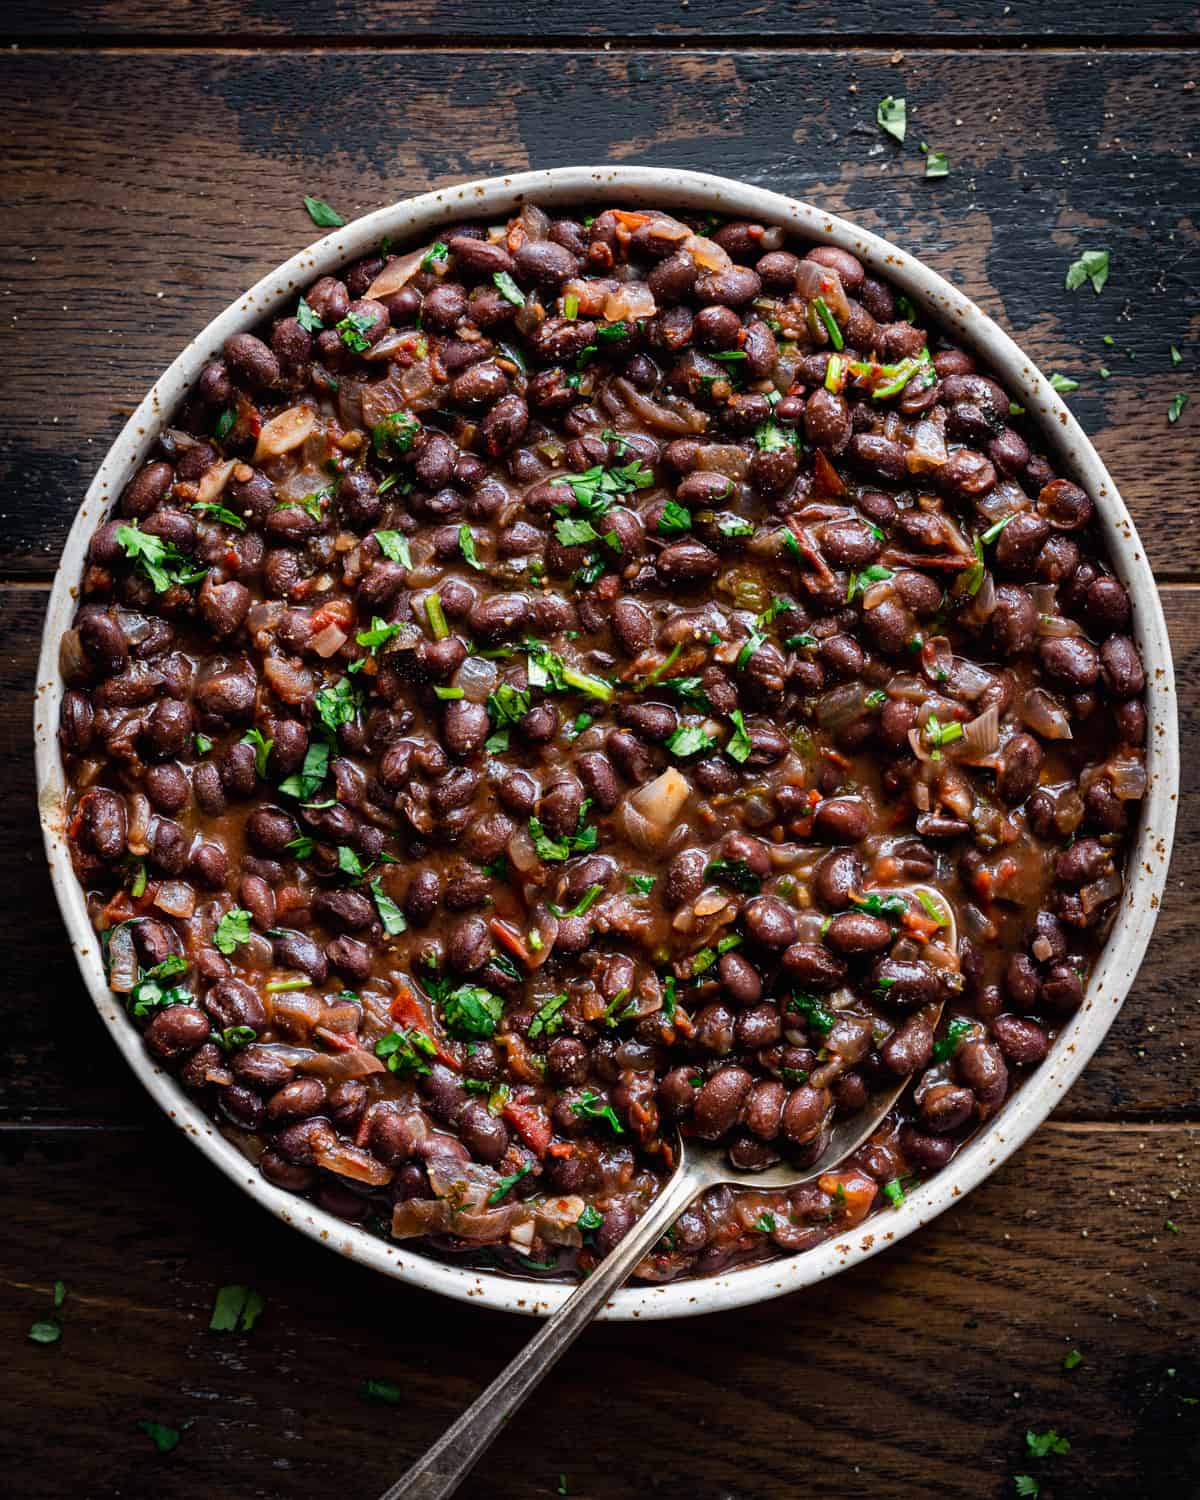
[4,1122,1197,1498]
[1,49,1198,574]
[4,582,1197,1122]
[6,1,1199,40]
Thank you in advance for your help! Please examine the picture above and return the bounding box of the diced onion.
[454,653,498,704]
[254,405,317,462]
[311,622,348,658]
[1106,755,1148,802]
[153,881,196,919]
[1079,870,1122,916]
[604,282,657,321]
[263,655,317,704]
[959,704,1000,759]
[126,794,151,856]
[507,824,541,876]
[107,921,138,993]
[612,378,706,436]
[621,769,692,852]
[195,458,236,504]
[816,682,873,733]
[365,246,429,299]
[907,420,947,473]
[1036,612,1085,639]
[1021,687,1073,741]
[313,1137,393,1185]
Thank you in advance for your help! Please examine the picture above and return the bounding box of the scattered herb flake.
[209,1284,265,1333]
[487,1163,533,1205]
[362,1378,404,1404]
[1026,1429,1070,1459]
[1065,248,1110,295]
[303,195,345,228]
[1049,373,1080,394]
[28,1321,61,1345]
[136,1419,183,1454]
[1063,1349,1083,1370]
[1168,392,1188,424]
[877,95,907,143]
[924,149,949,178]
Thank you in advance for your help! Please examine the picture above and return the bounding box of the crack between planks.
[2,35,1199,56]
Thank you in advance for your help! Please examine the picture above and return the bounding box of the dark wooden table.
[3,6,1198,1498]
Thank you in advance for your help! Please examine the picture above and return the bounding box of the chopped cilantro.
[278,739,331,800]
[192,499,246,530]
[924,149,949,178]
[372,411,420,457]
[213,908,252,955]
[374,530,414,567]
[440,984,504,1038]
[657,500,693,536]
[370,878,407,936]
[375,1026,436,1077]
[725,708,752,764]
[666,724,716,758]
[487,1163,533,1205]
[493,271,525,307]
[1049,373,1079,394]
[1063,1349,1083,1370]
[296,297,324,332]
[458,524,484,571]
[1168,392,1188,424]
[528,992,569,1041]
[570,1090,624,1134]
[241,728,273,777]
[790,993,835,1034]
[28,1321,61,1345]
[336,308,379,352]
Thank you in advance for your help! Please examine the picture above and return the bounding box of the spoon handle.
[381,1164,702,1500]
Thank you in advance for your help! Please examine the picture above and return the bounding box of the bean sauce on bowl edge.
[58,203,1148,1283]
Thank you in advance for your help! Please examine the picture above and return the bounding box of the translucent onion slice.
[254,405,317,462]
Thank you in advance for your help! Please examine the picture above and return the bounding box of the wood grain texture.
[1,49,1197,574]
[4,584,1197,1123]
[5,0,1198,40]
[3,28,1198,1500]
[3,1122,1197,1498]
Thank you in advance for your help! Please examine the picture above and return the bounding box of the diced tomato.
[489,917,532,966]
[502,1099,553,1157]
[310,596,354,632]
[819,1168,878,1227]
[389,986,457,1070]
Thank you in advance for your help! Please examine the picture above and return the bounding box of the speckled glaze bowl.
[34,166,1178,1321]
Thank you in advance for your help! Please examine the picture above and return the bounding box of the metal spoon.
[382,886,956,1500]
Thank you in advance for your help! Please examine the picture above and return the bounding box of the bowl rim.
[33,164,1179,1321]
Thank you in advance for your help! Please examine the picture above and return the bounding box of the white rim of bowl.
[33,165,1178,1322]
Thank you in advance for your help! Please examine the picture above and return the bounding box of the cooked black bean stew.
[59,203,1148,1282]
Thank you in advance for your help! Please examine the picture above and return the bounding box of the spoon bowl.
[384,886,956,1500]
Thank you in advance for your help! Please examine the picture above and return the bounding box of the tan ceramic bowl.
[34,167,1178,1320]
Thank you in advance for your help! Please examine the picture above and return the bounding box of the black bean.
[740,896,799,949]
